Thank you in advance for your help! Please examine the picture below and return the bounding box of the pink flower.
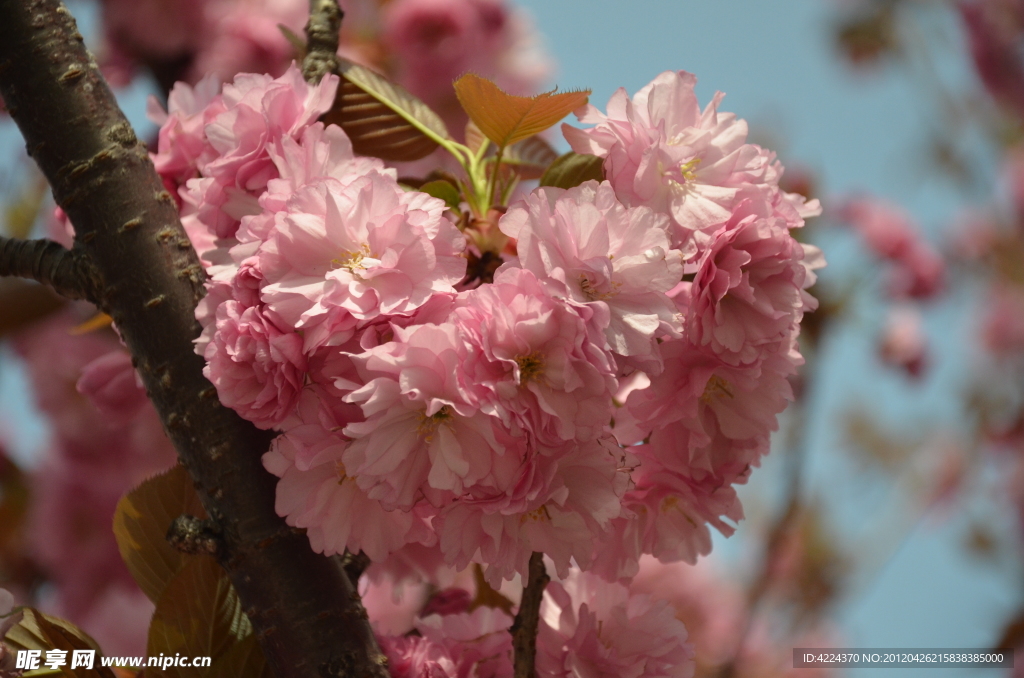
[685,198,822,366]
[416,606,514,678]
[264,394,436,561]
[499,181,685,357]
[382,0,550,131]
[837,197,945,300]
[628,557,745,668]
[148,75,224,187]
[361,576,431,637]
[379,634,457,678]
[594,449,745,578]
[983,285,1024,356]
[452,267,618,445]
[538,570,695,678]
[201,298,306,429]
[435,437,630,583]
[878,306,928,378]
[563,71,819,244]
[171,64,340,241]
[258,173,466,351]
[100,0,205,75]
[959,0,1024,117]
[592,340,798,577]
[247,122,390,242]
[188,0,308,84]
[341,323,505,510]
[77,350,148,426]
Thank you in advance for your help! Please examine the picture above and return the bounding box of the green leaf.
[538,152,606,189]
[322,58,451,162]
[464,121,490,157]
[147,557,252,678]
[4,608,116,678]
[418,180,462,210]
[112,464,207,604]
[453,74,590,149]
[205,634,270,678]
[502,136,559,180]
[276,24,306,62]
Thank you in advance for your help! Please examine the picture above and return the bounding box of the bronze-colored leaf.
[502,136,559,180]
[468,564,514,615]
[538,152,605,189]
[0,278,66,338]
[322,58,450,162]
[147,557,252,678]
[4,608,116,678]
[112,464,207,604]
[205,634,270,678]
[418,180,461,210]
[454,74,589,149]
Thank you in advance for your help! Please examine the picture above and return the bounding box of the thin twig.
[0,236,100,302]
[511,552,549,678]
[302,0,342,84]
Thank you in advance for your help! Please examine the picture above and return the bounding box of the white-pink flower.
[499,181,685,357]
[436,436,630,583]
[417,606,514,678]
[563,71,819,245]
[148,74,224,187]
[538,570,695,678]
[341,323,504,511]
[453,267,618,445]
[167,64,340,242]
[264,394,435,561]
[258,173,466,351]
[202,298,306,429]
[685,198,823,366]
[837,197,944,300]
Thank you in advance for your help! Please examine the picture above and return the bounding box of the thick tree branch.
[0,236,100,302]
[511,552,549,678]
[302,0,343,83]
[0,3,386,678]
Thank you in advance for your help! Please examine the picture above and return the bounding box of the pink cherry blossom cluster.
[362,561,696,678]
[836,197,944,300]
[8,309,177,655]
[98,0,549,136]
[151,66,820,596]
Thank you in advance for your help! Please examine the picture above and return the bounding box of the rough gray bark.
[0,2,386,677]
[302,0,343,84]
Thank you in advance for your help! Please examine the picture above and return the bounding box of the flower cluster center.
[332,243,373,273]
[515,351,545,384]
[417,405,454,441]
[700,374,734,404]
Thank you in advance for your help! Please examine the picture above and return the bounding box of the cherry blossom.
[563,71,820,246]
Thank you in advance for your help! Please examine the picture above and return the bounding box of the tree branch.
[511,552,549,678]
[0,236,100,302]
[302,0,342,84]
[0,3,386,678]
